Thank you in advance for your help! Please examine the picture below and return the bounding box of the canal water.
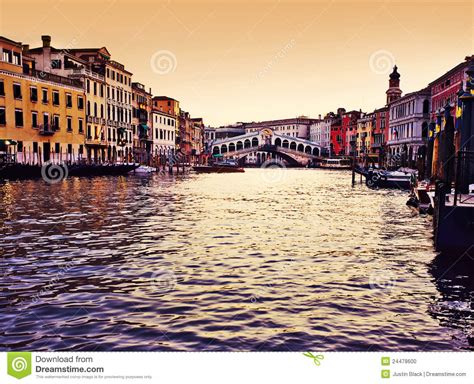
[1,169,472,351]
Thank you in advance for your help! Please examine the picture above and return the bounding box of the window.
[93,82,97,96]
[42,89,48,103]
[78,118,84,133]
[0,107,5,125]
[2,49,12,63]
[66,93,72,108]
[13,83,22,99]
[33,142,38,153]
[77,96,84,110]
[55,143,60,153]
[67,116,72,132]
[86,79,90,93]
[0,80,4,96]
[79,145,83,155]
[87,125,91,139]
[53,115,60,130]
[51,59,61,69]
[67,144,72,154]
[15,109,23,127]
[30,86,38,102]
[100,84,104,97]
[106,68,109,78]
[32,111,38,128]
[52,91,60,105]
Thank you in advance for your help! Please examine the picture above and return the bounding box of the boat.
[133,165,157,174]
[193,159,245,173]
[0,162,139,180]
[407,182,435,214]
[319,158,352,170]
[365,169,415,190]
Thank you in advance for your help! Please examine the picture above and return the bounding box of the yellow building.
[356,113,373,158]
[0,36,86,164]
[27,36,108,163]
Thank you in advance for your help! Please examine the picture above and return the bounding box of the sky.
[1,0,473,126]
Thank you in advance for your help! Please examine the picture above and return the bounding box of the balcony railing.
[85,136,107,146]
[23,67,82,88]
[39,124,55,136]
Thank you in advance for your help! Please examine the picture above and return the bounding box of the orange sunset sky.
[1,0,473,126]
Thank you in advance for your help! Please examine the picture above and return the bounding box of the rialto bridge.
[210,128,323,166]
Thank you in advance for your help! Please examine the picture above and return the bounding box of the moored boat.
[365,169,415,190]
[193,159,245,173]
[0,162,139,180]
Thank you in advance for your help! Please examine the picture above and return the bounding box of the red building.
[344,110,363,156]
[429,56,473,122]
[330,108,345,156]
[371,106,389,156]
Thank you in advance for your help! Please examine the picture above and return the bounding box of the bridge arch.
[221,144,228,153]
[229,142,236,152]
[290,142,296,150]
[282,139,289,148]
[312,147,319,156]
[275,138,282,147]
[213,146,220,155]
[236,141,243,151]
[252,137,259,147]
[244,139,251,148]
[297,143,304,152]
[305,145,312,154]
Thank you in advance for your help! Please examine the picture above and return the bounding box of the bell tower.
[386,65,402,105]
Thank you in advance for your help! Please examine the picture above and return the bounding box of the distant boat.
[319,158,352,170]
[193,159,245,173]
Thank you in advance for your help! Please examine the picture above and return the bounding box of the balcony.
[39,124,55,136]
[70,67,105,81]
[85,136,107,146]
[23,67,82,88]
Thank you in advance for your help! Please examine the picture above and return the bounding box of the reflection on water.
[0,169,472,351]
[429,251,474,350]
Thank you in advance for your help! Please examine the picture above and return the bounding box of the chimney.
[22,44,29,54]
[41,35,51,48]
[318,114,321,120]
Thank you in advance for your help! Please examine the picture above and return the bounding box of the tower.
[386,65,402,105]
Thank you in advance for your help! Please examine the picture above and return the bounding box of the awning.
[213,154,223,158]
[139,124,149,132]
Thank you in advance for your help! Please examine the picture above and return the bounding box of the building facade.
[387,88,431,166]
[0,36,86,163]
[309,116,330,155]
[132,82,152,164]
[151,108,176,163]
[27,36,108,163]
